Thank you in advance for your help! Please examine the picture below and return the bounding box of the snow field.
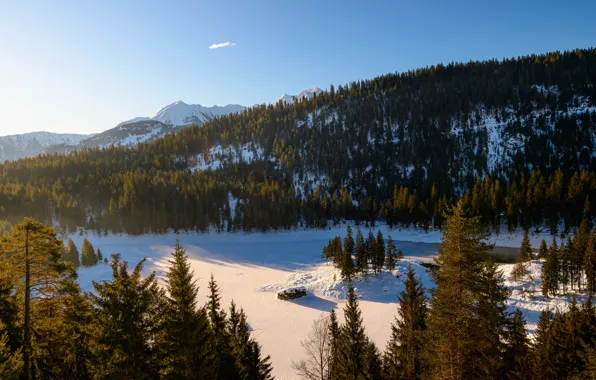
[69,224,578,379]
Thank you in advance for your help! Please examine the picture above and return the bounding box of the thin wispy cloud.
[209,41,237,49]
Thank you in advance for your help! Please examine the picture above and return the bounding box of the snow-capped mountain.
[79,120,174,148]
[117,101,246,128]
[276,87,323,104]
[0,132,89,161]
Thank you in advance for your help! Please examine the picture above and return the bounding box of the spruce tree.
[511,259,529,282]
[328,309,341,380]
[542,238,560,297]
[61,280,96,379]
[81,238,98,267]
[64,238,80,267]
[344,226,355,261]
[229,302,273,380]
[366,231,375,266]
[355,228,368,275]
[538,239,548,259]
[206,275,236,380]
[336,285,369,380]
[383,264,427,379]
[0,278,20,353]
[341,245,355,280]
[375,230,385,275]
[385,235,396,271]
[91,257,163,379]
[397,249,404,261]
[519,230,532,262]
[0,322,22,380]
[426,202,510,379]
[502,309,531,380]
[0,218,70,378]
[158,238,210,378]
[585,234,596,294]
[532,308,554,379]
[96,248,103,262]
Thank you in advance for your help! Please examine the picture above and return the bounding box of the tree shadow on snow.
[288,295,337,312]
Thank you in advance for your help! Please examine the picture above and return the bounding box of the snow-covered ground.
[67,224,577,380]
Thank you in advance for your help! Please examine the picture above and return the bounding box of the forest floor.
[68,223,584,380]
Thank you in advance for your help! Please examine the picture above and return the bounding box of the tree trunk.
[24,228,31,379]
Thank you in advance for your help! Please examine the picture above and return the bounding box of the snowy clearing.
[67,224,578,380]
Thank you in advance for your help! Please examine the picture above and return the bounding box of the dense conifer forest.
[2,205,596,379]
[1,48,596,234]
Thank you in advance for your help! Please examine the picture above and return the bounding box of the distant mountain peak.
[277,87,323,104]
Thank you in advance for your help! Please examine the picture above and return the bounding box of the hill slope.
[0,48,595,233]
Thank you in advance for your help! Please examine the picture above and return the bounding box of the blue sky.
[0,0,595,136]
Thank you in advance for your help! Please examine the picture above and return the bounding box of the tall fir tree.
[426,202,510,379]
[538,239,548,259]
[385,235,396,271]
[81,238,98,267]
[328,309,341,380]
[158,238,211,379]
[336,285,370,380]
[502,309,531,380]
[374,230,385,275]
[383,264,427,379]
[519,230,532,262]
[91,258,163,379]
[206,275,236,380]
[532,308,555,379]
[542,238,560,297]
[0,218,71,378]
[60,280,96,379]
[64,238,80,267]
[228,302,273,380]
[0,322,22,380]
[585,234,596,294]
[355,227,367,274]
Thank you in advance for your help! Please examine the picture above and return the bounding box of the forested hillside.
[1,48,596,234]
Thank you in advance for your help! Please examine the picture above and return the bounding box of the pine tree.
[81,238,98,267]
[502,309,531,380]
[158,238,210,378]
[328,309,341,380]
[375,230,385,275]
[96,248,103,262]
[344,226,355,260]
[355,227,367,274]
[542,238,560,297]
[206,275,236,380]
[61,280,96,379]
[385,235,396,271]
[426,202,510,379]
[229,302,273,380]
[585,234,596,294]
[366,231,375,266]
[561,238,573,292]
[0,278,20,353]
[397,249,404,261]
[91,257,163,379]
[363,339,383,380]
[383,264,427,379]
[511,258,529,282]
[519,230,532,262]
[0,322,22,380]
[336,285,369,380]
[532,308,555,379]
[341,243,355,280]
[538,239,548,259]
[64,238,80,267]
[0,218,70,378]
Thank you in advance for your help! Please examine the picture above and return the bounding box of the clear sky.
[0,0,595,136]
